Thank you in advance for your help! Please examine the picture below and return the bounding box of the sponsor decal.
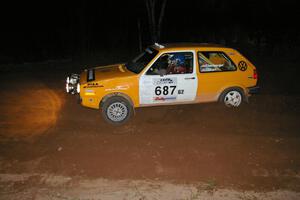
[85,89,94,93]
[83,83,103,88]
[202,64,224,68]
[238,61,247,71]
[153,77,177,85]
[201,64,223,72]
[88,83,98,86]
[84,85,103,88]
[153,96,177,101]
[105,85,129,91]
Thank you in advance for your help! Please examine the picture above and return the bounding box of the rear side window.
[198,52,236,73]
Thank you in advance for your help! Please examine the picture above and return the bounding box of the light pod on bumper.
[65,74,80,94]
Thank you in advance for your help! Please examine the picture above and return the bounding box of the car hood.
[80,64,135,84]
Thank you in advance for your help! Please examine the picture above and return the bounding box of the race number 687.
[155,86,176,96]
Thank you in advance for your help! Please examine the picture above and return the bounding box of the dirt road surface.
[0,60,300,199]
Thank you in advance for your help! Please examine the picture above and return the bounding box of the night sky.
[1,0,299,63]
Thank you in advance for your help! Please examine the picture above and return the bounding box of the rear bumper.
[247,85,260,94]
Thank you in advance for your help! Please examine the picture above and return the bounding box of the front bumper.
[247,85,260,94]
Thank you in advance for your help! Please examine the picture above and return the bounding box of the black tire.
[219,87,244,108]
[101,96,133,125]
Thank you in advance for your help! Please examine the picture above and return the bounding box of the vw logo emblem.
[238,61,247,71]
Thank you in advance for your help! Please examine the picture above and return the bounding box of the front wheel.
[101,96,133,125]
[220,88,244,107]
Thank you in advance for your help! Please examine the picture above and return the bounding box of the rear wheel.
[220,88,244,107]
[101,96,133,125]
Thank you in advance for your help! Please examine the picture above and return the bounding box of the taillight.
[253,69,258,79]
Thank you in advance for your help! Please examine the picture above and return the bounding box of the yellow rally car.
[66,43,259,124]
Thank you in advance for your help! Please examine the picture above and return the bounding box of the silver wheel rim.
[224,91,242,107]
[107,102,128,122]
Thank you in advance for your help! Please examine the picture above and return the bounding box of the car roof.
[151,42,231,50]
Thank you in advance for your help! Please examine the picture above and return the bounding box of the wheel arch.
[218,86,248,103]
[100,92,135,108]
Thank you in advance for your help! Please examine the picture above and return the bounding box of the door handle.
[185,77,195,80]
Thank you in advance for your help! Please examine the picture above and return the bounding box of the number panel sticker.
[152,77,178,102]
[139,74,197,105]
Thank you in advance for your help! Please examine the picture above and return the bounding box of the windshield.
[125,48,158,74]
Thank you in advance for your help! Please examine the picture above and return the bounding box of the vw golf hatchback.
[66,43,259,124]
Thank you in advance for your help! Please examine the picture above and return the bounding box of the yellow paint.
[79,43,257,109]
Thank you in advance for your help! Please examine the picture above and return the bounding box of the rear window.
[198,52,236,73]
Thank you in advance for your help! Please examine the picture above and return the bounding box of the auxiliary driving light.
[65,74,80,94]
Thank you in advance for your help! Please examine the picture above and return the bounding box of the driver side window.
[146,52,193,75]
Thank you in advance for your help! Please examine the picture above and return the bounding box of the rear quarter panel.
[228,49,257,89]
[196,48,257,102]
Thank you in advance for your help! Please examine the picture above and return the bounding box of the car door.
[139,51,198,105]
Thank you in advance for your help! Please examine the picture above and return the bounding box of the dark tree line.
[0,0,299,64]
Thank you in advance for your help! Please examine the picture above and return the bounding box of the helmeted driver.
[167,54,187,74]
